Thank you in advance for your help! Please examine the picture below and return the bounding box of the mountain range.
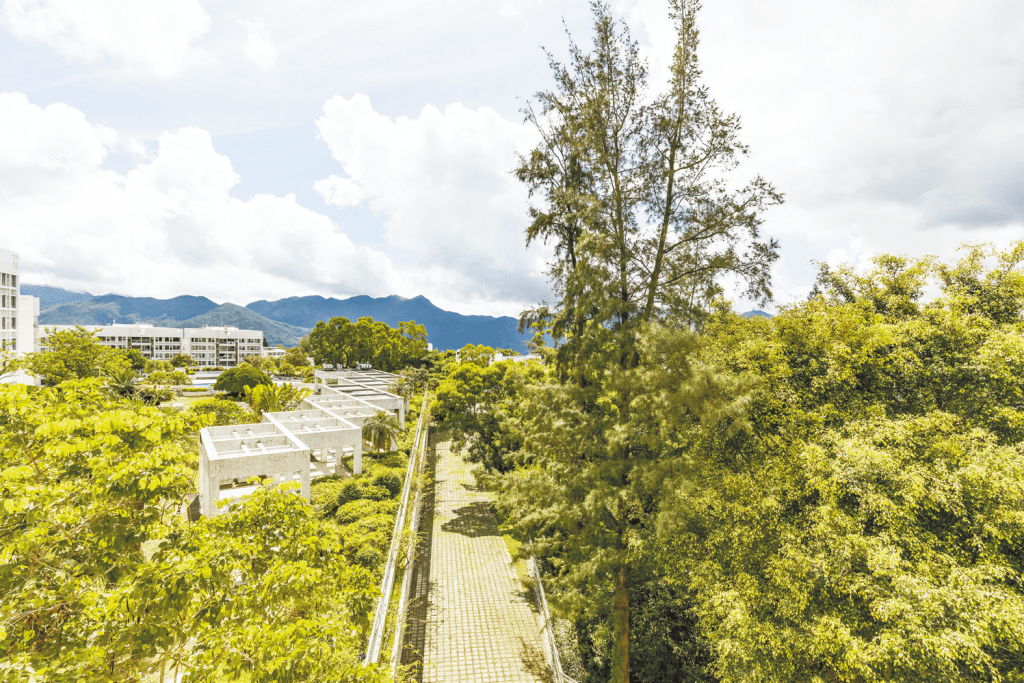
[24,284,773,349]
[25,285,532,350]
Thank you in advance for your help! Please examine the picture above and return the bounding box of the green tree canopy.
[22,326,130,385]
[281,346,310,368]
[213,366,273,396]
[308,316,429,372]
[648,243,1024,683]
[169,353,194,368]
[120,348,147,370]
[434,357,545,472]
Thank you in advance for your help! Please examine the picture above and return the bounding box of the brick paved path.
[401,431,550,682]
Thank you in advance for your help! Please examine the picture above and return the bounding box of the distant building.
[0,248,41,385]
[262,346,287,359]
[40,324,264,367]
[492,352,542,365]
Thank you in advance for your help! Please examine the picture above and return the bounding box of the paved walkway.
[401,432,550,682]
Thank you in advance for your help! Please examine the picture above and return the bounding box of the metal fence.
[363,397,428,665]
[531,557,580,683]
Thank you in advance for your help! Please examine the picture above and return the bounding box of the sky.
[1,0,1022,317]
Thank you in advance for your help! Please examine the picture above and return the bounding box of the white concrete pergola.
[197,369,404,517]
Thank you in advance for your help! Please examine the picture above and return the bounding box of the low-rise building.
[262,346,287,360]
[40,324,264,367]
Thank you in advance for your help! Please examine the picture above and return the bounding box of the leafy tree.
[645,243,1024,683]
[308,316,429,372]
[145,370,191,386]
[387,376,413,407]
[144,359,172,374]
[170,353,194,368]
[362,410,401,452]
[213,366,273,396]
[457,343,494,367]
[244,382,313,419]
[281,346,310,368]
[22,326,130,385]
[434,358,545,472]
[120,348,147,370]
[504,2,781,680]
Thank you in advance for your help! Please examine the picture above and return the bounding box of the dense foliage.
[308,316,428,372]
[0,380,388,682]
[433,356,544,472]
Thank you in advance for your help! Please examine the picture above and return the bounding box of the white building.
[41,324,264,367]
[0,248,41,385]
[262,346,287,360]
[183,326,264,367]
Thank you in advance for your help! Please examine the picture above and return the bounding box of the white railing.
[389,413,430,671]
[364,396,428,665]
[531,557,580,683]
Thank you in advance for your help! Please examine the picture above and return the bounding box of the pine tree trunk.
[612,564,631,683]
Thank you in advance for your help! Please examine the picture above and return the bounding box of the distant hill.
[35,287,532,351]
[741,310,773,319]
[246,295,529,351]
[37,293,219,326]
[21,284,93,308]
[180,303,310,347]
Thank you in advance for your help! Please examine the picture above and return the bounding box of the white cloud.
[315,93,550,315]
[623,0,1024,309]
[0,93,401,304]
[237,16,276,72]
[1,0,213,78]
[313,175,365,208]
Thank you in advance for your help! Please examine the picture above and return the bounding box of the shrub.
[181,387,207,393]
[335,498,398,525]
[374,452,407,469]
[310,480,351,517]
[354,546,383,570]
[186,397,254,427]
[354,484,391,501]
[370,469,404,496]
[342,515,393,553]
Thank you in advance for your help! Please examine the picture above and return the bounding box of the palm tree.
[363,410,401,452]
[388,377,413,410]
[244,382,312,419]
[106,367,142,398]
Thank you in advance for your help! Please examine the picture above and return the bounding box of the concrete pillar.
[353,436,362,475]
[300,465,310,502]
[398,405,405,428]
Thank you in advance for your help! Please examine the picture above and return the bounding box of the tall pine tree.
[507,2,781,680]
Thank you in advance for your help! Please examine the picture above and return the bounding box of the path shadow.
[440,500,501,538]
[399,436,439,681]
[518,636,555,682]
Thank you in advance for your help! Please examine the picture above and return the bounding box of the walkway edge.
[531,557,580,683]
[389,408,429,671]
[365,395,428,665]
